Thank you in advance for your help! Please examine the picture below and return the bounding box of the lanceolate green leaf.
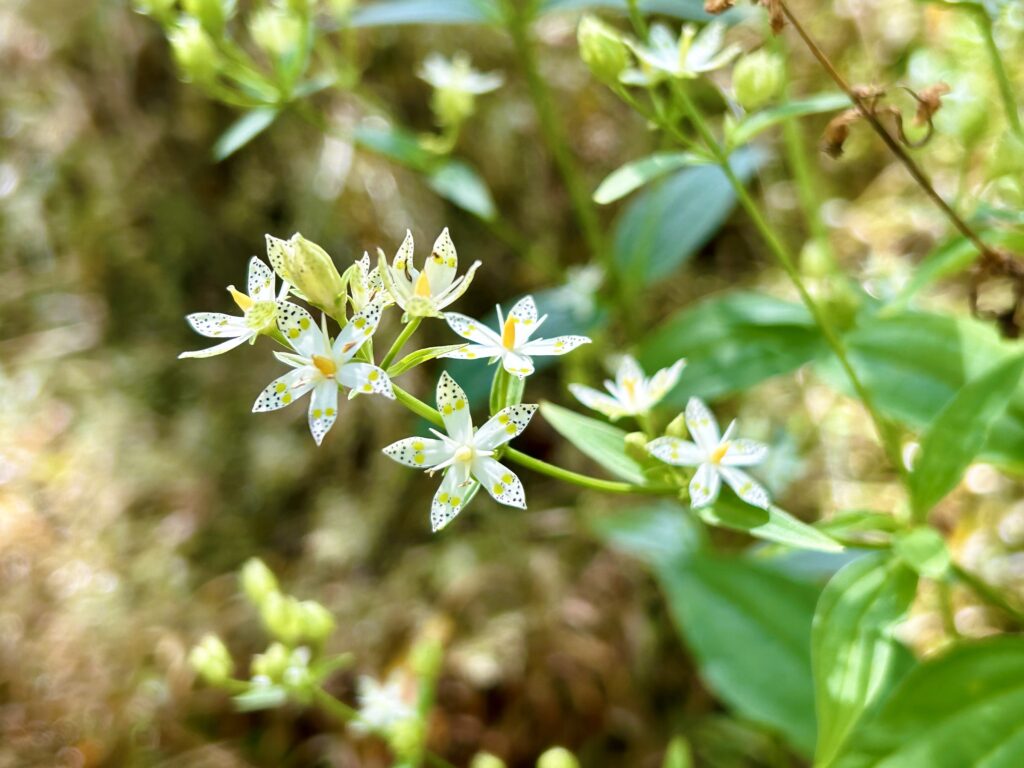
[589,501,704,568]
[427,161,497,220]
[834,637,1024,768]
[593,152,708,205]
[699,494,843,553]
[812,553,918,767]
[540,401,647,484]
[639,292,825,405]
[727,93,851,148]
[349,0,500,26]
[909,353,1024,517]
[213,108,278,161]
[540,0,713,19]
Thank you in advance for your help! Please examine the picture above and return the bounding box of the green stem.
[626,0,648,37]
[505,2,606,267]
[665,81,906,478]
[312,687,359,722]
[391,385,674,495]
[382,317,421,370]
[951,563,1024,627]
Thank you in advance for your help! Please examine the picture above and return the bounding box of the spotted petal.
[431,465,476,532]
[499,349,535,378]
[248,257,276,301]
[506,295,538,327]
[424,228,458,296]
[308,380,340,445]
[435,371,473,442]
[439,343,498,362]
[647,436,705,467]
[684,397,721,454]
[332,302,383,362]
[472,456,526,509]
[721,439,768,467]
[277,302,324,357]
[569,384,630,420]
[186,312,249,339]
[444,312,501,347]
[383,436,451,469]
[688,462,721,509]
[253,367,317,412]
[719,466,770,509]
[519,335,591,357]
[179,332,254,359]
[475,404,537,450]
[648,359,686,403]
[266,234,294,283]
[339,362,394,399]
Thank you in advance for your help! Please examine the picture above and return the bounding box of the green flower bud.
[240,557,279,606]
[537,747,580,768]
[259,592,304,645]
[189,634,233,685]
[252,642,291,681]
[249,7,303,59]
[133,0,177,25]
[799,238,833,279]
[624,431,650,462]
[183,0,230,36]
[169,19,221,85]
[577,15,630,85]
[432,87,477,129]
[471,755,507,768]
[665,412,688,439]
[269,234,345,312]
[732,50,784,111]
[298,600,336,643]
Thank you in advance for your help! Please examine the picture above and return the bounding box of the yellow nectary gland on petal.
[710,442,729,464]
[312,354,337,377]
[501,317,517,350]
[228,285,254,312]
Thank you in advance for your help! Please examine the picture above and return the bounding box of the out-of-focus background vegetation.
[3,0,1024,765]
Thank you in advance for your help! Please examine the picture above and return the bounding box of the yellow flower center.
[414,271,432,298]
[710,442,729,464]
[622,377,637,399]
[312,354,337,377]
[501,317,517,350]
[228,285,253,312]
[454,446,474,463]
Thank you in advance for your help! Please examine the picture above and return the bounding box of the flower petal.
[382,436,451,468]
[248,257,276,301]
[472,456,526,509]
[684,397,721,454]
[718,466,770,509]
[615,356,645,387]
[179,332,254,359]
[568,384,630,420]
[443,312,501,347]
[647,359,686,404]
[439,343,498,362]
[430,467,476,532]
[332,302,383,361]
[688,463,721,508]
[266,234,294,284]
[423,228,457,296]
[277,302,325,357]
[647,436,704,466]
[434,260,481,312]
[475,404,537,450]
[308,381,340,445]
[518,335,591,357]
[435,371,473,442]
[186,312,248,339]
[507,295,538,325]
[339,362,394,399]
[253,367,317,412]
[499,349,535,378]
[721,439,768,467]
[393,230,415,280]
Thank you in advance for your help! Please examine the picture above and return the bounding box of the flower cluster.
[180,228,770,530]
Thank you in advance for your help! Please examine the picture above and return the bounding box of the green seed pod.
[577,15,630,85]
[732,49,785,111]
[471,754,508,768]
[665,412,689,439]
[624,431,650,462]
[189,634,233,685]
[298,600,336,643]
[169,20,221,85]
[537,747,580,768]
[240,557,279,607]
[259,592,304,645]
[432,87,477,129]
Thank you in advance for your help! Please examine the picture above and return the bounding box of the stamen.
[710,442,729,464]
[414,271,432,298]
[622,377,637,400]
[227,285,253,312]
[454,446,474,463]
[312,354,337,377]
[501,317,517,350]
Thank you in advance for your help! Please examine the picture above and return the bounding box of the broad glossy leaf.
[349,0,500,26]
[699,495,843,553]
[593,152,707,205]
[909,353,1024,516]
[834,637,1024,768]
[540,401,647,484]
[658,554,820,754]
[612,148,761,289]
[727,93,851,148]
[427,160,497,220]
[213,108,278,161]
[813,553,918,767]
[589,501,704,568]
[638,292,825,405]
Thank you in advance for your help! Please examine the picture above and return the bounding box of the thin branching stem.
[382,317,421,370]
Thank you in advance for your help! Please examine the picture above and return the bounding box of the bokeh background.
[3,0,1024,765]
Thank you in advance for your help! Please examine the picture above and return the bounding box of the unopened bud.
[252,642,291,681]
[240,557,279,606]
[432,87,477,129]
[260,592,304,645]
[665,412,688,439]
[577,16,630,85]
[268,234,345,311]
[624,431,650,462]
[249,8,303,59]
[298,600,336,642]
[732,50,784,111]
[537,747,580,768]
[183,0,230,36]
[189,634,233,685]
[471,754,508,768]
[169,20,221,84]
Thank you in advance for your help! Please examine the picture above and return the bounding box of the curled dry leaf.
[759,0,785,32]
[909,82,952,126]
[821,109,861,158]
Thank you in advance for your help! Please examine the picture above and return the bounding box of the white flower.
[378,228,481,319]
[570,356,686,420]
[441,296,591,379]
[647,397,770,509]
[179,257,288,359]
[253,302,394,445]
[418,52,503,95]
[347,251,392,313]
[382,372,537,531]
[354,674,416,734]
[621,22,741,85]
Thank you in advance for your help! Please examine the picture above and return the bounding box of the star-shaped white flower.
[647,397,770,509]
[253,302,394,445]
[354,674,416,735]
[179,257,289,359]
[383,372,537,531]
[621,22,741,86]
[441,296,591,379]
[418,52,504,95]
[378,228,481,319]
[570,356,686,420]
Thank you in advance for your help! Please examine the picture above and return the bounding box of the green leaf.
[909,353,1024,516]
[699,494,843,553]
[539,401,647,484]
[612,149,761,289]
[349,0,500,26]
[233,685,289,711]
[658,554,820,754]
[588,501,704,569]
[540,0,715,19]
[812,553,918,767]
[213,108,278,161]
[638,292,825,405]
[593,151,708,205]
[727,93,851,148]
[834,637,1024,768]
[893,527,951,579]
[889,237,979,310]
[427,160,497,220]
[817,511,901,536]
[388,344,470,377]
[354,123,436,172]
